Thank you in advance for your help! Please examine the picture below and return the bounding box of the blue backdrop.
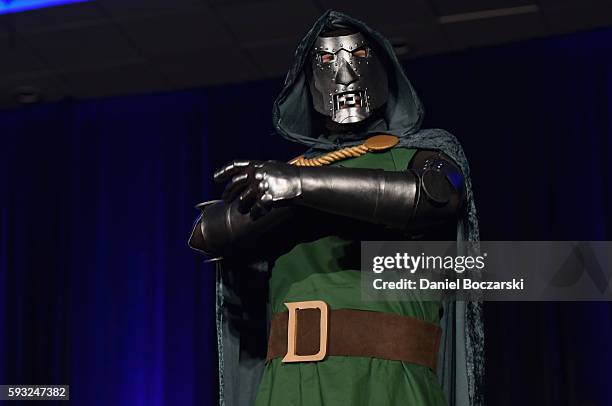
[1,25,612,406]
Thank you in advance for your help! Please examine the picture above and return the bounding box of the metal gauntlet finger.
[214,160,252,183]
[222,172,250,202]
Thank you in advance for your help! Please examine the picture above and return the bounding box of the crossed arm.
[188,150,465,257]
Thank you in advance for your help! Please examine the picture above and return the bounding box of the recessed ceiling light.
[13,85,42,105]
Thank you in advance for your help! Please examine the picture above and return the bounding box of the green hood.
[273,10,424,149]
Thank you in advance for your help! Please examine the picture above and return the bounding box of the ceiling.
[0,0,611,109]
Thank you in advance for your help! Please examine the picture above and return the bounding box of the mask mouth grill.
[334,90,367,111]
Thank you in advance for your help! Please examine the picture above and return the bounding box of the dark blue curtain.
[1,25,612,406]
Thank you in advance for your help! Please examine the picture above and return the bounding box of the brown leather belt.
[266,300,442,372]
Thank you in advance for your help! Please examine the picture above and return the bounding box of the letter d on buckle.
[282,300,329,363]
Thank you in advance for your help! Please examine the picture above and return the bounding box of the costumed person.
[189,10,483,406]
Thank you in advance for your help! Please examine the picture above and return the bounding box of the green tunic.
[254,148,447,406]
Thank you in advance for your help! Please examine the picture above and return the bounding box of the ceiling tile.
[431,0,534,16]
[63,63,168,98]
[442,12,545,50]
[98,0,207,18]
[25,23,142,71]
[319,0,436,26]
[541,2,612,36]
[206,0,269,4]
[0,0,609,106]
[0,14,13,38]
[6,2,108,34]
[538,0,603,6]
[0,35,47,76]
[119,8,233,56]
[378,22,449,58]
[217,0,320,43]
[156,48,261,88]
[245,39,297,79]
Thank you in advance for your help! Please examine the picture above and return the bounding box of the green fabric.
[255,148,446,406]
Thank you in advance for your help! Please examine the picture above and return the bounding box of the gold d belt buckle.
[282,300,329,363]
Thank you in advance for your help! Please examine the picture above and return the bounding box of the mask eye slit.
[319,52,335,63]
[352,47,368,58]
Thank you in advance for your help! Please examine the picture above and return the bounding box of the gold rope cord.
[288,135,399,167]
[289,144,371,167]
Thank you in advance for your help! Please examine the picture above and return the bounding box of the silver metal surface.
[309,32,388,124]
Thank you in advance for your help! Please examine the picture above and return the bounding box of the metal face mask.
[309,32,388,124]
